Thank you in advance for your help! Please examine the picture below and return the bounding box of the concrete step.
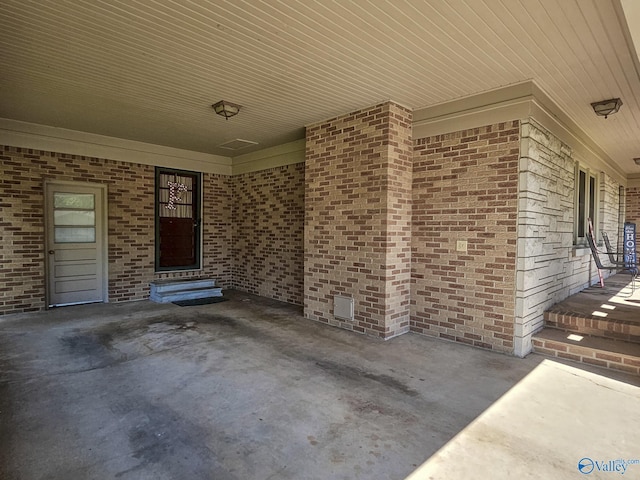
[543,310,640,344]
[532,327,640,375]
[150,286,223,303]
[150,277,216,294]
[149,278,222,303]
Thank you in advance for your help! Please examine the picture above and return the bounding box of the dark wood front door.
[155,168,201,271]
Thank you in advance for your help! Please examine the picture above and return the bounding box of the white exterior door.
[45,182,107,307]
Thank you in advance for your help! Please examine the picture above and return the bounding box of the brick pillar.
[304,102,412,339]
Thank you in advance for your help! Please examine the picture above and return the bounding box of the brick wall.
[232,163,305,305]
[202,172,234,291]
[305,102,413,338]
[626,186,640,226]
[411,121,520,353]
[0,145,233,314]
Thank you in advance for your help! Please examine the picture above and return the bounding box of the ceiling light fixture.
[212,100,241,120]
[634,158,640,166]
[590,98,622,119]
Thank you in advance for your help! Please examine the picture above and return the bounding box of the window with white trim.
[575,165,598,245]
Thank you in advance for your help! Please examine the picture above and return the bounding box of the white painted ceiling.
[1,0,640,173]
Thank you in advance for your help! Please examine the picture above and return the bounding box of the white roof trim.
[0,118,232,175]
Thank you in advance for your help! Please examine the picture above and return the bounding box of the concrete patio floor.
[1,290,639,480]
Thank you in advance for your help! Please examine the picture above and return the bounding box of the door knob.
[48,250,55,255]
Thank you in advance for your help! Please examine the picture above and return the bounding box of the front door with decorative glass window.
[155,168,201,271]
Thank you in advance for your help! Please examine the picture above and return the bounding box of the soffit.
[1,0,639,174]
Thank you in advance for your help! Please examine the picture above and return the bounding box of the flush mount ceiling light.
[212,100,241,120]
[634,158,640,166]
[590,98,622,119]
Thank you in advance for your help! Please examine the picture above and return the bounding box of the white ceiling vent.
[217,139,259,151]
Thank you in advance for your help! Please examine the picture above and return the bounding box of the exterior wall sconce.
[590,98,622,119]
[212,100,241,120]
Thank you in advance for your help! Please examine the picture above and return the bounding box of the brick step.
[532,328,640,375]
[543,310,640,344]
[149,278,222,303]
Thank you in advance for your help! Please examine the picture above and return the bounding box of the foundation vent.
[334,295,354,321]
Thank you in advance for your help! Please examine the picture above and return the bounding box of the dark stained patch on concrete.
[314,359,419,397]
[61,332,114,354]
[113,397,238,480]
[59,331,120,371]
[57,310,420,406]
[58,331,108,351]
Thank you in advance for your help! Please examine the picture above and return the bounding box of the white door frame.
[44,180,109,307]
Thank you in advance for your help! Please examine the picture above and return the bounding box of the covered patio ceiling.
[1,0,640,174]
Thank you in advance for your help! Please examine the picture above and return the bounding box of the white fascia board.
[232,139,305,175]
[0,118,233,175]
[627,174,640,188]
[412,97,532,139]
[412,81,536,139]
